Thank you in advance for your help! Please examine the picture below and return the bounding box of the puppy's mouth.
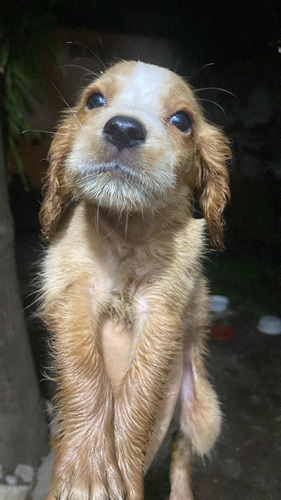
[80,162,143,184]
[70,157,175,213]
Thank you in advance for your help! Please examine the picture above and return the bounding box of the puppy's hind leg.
[169,431,194,500]
[169,279,222,499]
[180,358,222,457]
[169,360,221,500]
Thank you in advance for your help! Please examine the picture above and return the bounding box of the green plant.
[0,1,58,188]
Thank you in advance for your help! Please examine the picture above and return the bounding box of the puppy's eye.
[170,111,192,133]
[86,93,106,109]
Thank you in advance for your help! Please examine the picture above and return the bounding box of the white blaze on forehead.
[116,62,172,112]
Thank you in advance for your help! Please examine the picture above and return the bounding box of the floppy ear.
[196,124,231,251]
[39,120,73,243]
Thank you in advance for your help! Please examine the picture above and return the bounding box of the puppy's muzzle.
[103,115,147,151]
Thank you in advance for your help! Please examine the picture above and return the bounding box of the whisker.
[102,217,123,240]
[187,63,215,83]
[21,129,62,136]
[197,98,227,117]
[60,64,100,77]
[96,203,100,234]
[125,211,129,241]
[80,75,94,87]
[174,56,182,74]
[97,36,109,67]
[64,197,75,211]
[152,206,161,218]
[194,87,237,98]
[51,82,84,129]
[66,41,107,70]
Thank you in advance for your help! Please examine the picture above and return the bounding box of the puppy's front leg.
[45,278,124,500]
[115,293,182,499]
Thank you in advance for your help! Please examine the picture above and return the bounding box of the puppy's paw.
[51,439,125,500]
[114,469,143,500]
[169,488,193,500]
[169,471,194,500]
[51,474,124,500]
[52,480,108,500]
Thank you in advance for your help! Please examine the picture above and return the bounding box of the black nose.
[103,116,147,151]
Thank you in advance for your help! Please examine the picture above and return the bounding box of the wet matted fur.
[40,60,230,500]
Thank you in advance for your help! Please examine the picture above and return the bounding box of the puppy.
[40,60,230,500]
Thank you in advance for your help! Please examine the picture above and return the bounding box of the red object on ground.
[211,325,235,341]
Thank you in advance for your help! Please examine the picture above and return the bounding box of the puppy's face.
[63,61,200,213]
[41,61,230,249]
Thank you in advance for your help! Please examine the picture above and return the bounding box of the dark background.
[55,0,280,64]
[3,1,281,498]
[9,0,281,312]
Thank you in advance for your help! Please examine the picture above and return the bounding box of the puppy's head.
[40,60,230,249]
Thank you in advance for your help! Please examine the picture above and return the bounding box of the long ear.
[196,124,231,251]
[39,121,72,242]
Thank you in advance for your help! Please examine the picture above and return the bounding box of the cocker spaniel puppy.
[40,60,230,500]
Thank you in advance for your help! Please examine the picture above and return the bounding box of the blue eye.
[86,93,106,109]
[170,111,192,133]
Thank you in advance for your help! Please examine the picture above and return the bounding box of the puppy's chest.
[103,244,164,327]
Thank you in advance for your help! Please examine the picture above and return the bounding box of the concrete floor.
[15,232,281,499]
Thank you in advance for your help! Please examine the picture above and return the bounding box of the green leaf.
[0,41,10,69]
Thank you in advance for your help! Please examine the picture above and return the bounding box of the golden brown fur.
[39,60,230,499]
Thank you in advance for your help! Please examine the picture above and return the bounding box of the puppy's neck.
[84,195,192,246]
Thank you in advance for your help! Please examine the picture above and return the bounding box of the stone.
[0,484,30,500]
[5,475,18,486]
[15,464,34,484]
[32,450,54,500]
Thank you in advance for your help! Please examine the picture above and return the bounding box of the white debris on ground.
[15,465,35,484]
[257,315,281,335]
[32,451,53,500]
[0,461,47,500]
[0,484,31,500]
[210,295,229,313]
[0,463,35,500]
